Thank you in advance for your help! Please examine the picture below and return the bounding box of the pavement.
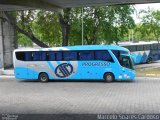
[0,69,14,76]
[135,60,160,69]
[0,77,160,114]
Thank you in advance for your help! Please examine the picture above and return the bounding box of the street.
[0,77,160,114]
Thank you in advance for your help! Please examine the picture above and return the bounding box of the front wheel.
[104,73,114,83]
[38,73,49,82]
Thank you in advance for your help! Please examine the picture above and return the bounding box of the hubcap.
[107,75,112,81]
[41,76,47,81]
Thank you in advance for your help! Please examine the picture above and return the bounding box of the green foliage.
[135,8,160,42]
[16,5,135,46]
[35,10,62,47]
[16,10,62,47]
[69,5,135,45]
[17,33,33,47]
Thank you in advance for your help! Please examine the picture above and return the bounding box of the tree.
[17,33,33,47]
[140,8,160,43]
[4,11,49,48]
[35,10,62,47]
[2,6,135,47]
[69,5,135,45]
[102,5,135,44]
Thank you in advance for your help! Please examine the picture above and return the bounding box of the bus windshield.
[120,55,134,70]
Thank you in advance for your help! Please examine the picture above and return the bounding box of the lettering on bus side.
[55,63,73,78]
[82,62,110,66]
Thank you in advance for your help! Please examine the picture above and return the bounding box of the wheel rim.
[40,74,48,82]
[106,75,112,81]
[41,75,47,81]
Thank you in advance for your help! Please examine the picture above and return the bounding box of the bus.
[13,45,135,82]
[120,41,160,64]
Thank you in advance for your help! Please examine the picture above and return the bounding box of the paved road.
[0,77,160,114]
[135,60,160,69]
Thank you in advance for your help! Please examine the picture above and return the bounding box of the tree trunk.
[58,8,71,46]
[61,25,69,46]
[17,27,48,48]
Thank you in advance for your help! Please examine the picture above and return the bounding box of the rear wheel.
[146,57,152,64]
[38,73,49,82]
[104,73,114,83]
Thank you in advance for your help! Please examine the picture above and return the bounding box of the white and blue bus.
[13,45,135,82]
[120,41,160,64]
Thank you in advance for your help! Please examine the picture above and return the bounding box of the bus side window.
[41,52,47,61]
[63,51,77,61]
[150,44,157,50]
[48,51,55,61]
[33,52,41,61]
[16,52,25,61]
[79,51,94,60]
[95,50,114,62]
[144,45,150,50]
[112,50,120,59]
[136,45,143,51]
[131,45,136,52]
[56,52,62,61]
[158,44,160,49]
[25,52,32,61]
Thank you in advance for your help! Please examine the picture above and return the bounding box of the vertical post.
[0,12,17,69]
[0,12,4,69]
[81,7,84,45]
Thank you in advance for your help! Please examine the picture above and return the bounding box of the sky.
[133,3,160,23]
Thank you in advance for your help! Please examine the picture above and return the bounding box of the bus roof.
[14,45,129,52]
[119,41,158,46]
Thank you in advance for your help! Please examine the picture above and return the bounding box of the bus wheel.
[146,57,152,64]
[104,73,114,83]
[39,73,49,82]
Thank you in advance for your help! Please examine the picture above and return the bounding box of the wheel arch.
[38,72,49,79]
[103,72,115,80]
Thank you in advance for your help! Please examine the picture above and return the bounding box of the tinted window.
[95,50,113,62]
[63,51,77,60]
[136,45,143,51]
[56,52,62,61]
[48,51,55,61]
[129,45,136,52]
[119,56,134,70]
[144,45,150,50]
[112,50,129,62]
[158,44,160,49]
[33,52,41,61]
[79,51,94,60]
[123,46,130,51]
[15,52,25,61]
[41,52,47,61]
[25,52,32,61]
[151,44,158,50]
[120,51,128,54]
[112,50,120,59]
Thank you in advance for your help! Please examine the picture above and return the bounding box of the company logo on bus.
[55,63,73,78]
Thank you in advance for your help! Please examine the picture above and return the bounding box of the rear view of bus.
[13,45,135,82]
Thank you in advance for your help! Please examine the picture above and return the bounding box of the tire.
[104,73,114,83]
[38,73,49,82]
[146,57,152,64]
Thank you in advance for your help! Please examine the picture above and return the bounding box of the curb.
[0,69,14,76]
